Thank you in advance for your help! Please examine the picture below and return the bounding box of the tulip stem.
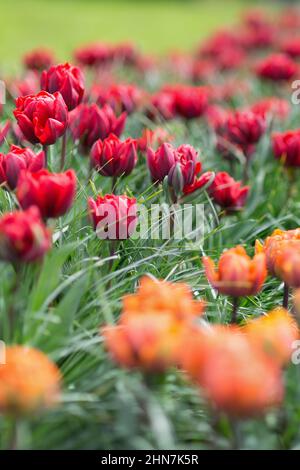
[283,283,289,309]
[230,297,239,324]
[43,145,48,169]
[112,175,118,193]
[60,133,67,170]
[242,158,250,183]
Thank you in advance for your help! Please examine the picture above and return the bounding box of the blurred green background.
[0,0,275,69]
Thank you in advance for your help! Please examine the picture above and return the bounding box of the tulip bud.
[168,163,184,196]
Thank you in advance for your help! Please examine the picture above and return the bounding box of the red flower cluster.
[0,145,45,190]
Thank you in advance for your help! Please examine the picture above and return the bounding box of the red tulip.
[216,110,266,159]
[173,85,209,119]
[74,43,112,67]
[23,48,55,71]
[149,90,176,121]
[0,207,51,263]
[88,194,137,240]
[137,128,173,153]
[209,172,249,211]
[13,91,68,145]
[91,134,137,177]
[69,103,126,153]
[17,169,76,219]
[0,145,45,190]
[9,71,40,98]
[255,54,297,81]
[272,129,300,167]
[147,143,177,182]
[41,63,85,111]
[93,83,143,114]
[183,171,214,195]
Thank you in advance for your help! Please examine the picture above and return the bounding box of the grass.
[0,0,273,69]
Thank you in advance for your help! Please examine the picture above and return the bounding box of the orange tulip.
[0,346,61,415]
[245,308,299,365]
[273,241,300,288]
[202,245,267,297]
[122,276,205,321]
[255,228,300,276]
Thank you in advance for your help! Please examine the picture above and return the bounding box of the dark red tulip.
[149,90,176,121]
[13,91,68,145]
[41,63,85,111]
[147,143,177,182]
[17,169,77,219]
[74,43,112,67]
[272,129,300,167]
[88,194,138,240]
[91,134,137,177]
[23,48,55,71]
[281,37,300,59]
[255,54,298,81]
[93,83,143,114]
[172,85,209,119]
[69,103,126,153]
[0,145,45,190]
[0,207,51,263]
[208,172,249,211]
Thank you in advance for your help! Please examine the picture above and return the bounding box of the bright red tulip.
[149,90,176,121]
[0,145,45,190]
[41,63,85,111]
[17,169,76,219]
[0,207,51,263]
[173,85,209,119]
[88,194,137,240]
[69,103,126,153]
[208,172,249,211]
[14,91,68,145]
[91,134,137,177]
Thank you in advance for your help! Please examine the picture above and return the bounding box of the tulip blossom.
[183,171,214,196]
[74,43,113,67]
[172,85,209,119]
[0,145,45,190]
[273,241,300,289]
[147,143,201,195]
[88,194,137,240]
[9,71,40,98]
[203,245,267,298]
[91,134,137,177]
[69,103,126,153]
[272,129,300,167]
[0,346,61,414]
[281,38,300,58]
[255,54,298,81]
[149,90,176,121]
[208,172,249,211]
[255,228,300,276]
[122,276,205,322]
[0,207,51,263]
[216,110,266,159]
[41,62,85,111]
[23,48,55,71]
[245,308,299,366]
[14,91,68,145]
[17,169,77,219]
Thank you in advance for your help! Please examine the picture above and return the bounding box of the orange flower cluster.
[179,308,298,416]
[102,276,205,372]
[0,346,61,415]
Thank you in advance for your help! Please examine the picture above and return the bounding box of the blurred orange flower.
[0,346,61,415]
[255,228,300,276]
[122,276,205,321]
[102,312,185,372]
[245,308,299,365]
[273,241,300,288]
[202,245,266,297]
